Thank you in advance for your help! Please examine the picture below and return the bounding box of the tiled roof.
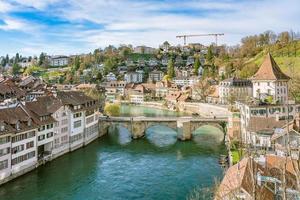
[26,96,63,116]
[247,117,286,133]
[56,91,94,106]
[216,157,273,200]
[0,105,39,135]
[251,53,290,80]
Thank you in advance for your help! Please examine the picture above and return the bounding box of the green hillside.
[244,40,300,76]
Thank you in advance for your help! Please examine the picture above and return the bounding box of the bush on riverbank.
[104,103,120,116]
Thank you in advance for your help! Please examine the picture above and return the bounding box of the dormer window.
[28,119,32,127]
[0,124,4,131]
[16,121,20,131]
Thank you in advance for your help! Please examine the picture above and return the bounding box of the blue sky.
[0,0,299,56]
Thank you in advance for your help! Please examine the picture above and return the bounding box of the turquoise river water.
[0,104,226,200]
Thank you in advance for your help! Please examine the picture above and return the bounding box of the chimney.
[275,111,280,121]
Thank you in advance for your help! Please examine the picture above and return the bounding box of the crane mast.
[176,33,224,46]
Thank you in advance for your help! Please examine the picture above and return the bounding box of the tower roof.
[251,53,290,81]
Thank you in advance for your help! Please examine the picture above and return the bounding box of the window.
[61,119,68,125]
[0,136,10,144]
[12,145,24,154]
[38,125,45,132]
[61,127,68,133]
[47,132,53,138]
[86,116,94,124]
[26,141,34,149]
[12,151,35,165]
[61,135,68,142]
[38,135,45,141]
[74,120,82,128]
[0,147,10,156]
[46,124,54,129]
[70,134,82,143]
[0,160,8,170]
[73,112,82,118]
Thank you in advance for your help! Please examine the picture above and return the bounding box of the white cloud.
[0,0,14,13]
[1,0,300,55]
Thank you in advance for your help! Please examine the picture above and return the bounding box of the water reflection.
[192,125,224,147]
[145,126,178,147]
[108,125,132,145]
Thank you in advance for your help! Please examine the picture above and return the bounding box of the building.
[106,72,117,82]
[236,101,300,144]
[148,58,158,66]
[0,105,38,182]
[173,76,198,87]
[105,81,126,102]
[216,157,274,200]
[272,129,300,159]
[219,78,252,104]
[133,46,156,54]
[128,84,145,104]
[251,53,290,104]
[56,91,99,151]
[49,56,69,67]
[148,70,164,82]
[26,100,55,163]
[227,112,241,140]
[124,71,144,83]
[246,116,287,149]
[155,81,170,99]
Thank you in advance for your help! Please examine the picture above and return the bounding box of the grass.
[246,40,300,76]
[231,150,240,164]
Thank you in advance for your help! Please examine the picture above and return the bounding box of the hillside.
[243,40,300,77]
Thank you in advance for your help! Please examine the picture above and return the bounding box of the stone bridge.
[99,116,228,140]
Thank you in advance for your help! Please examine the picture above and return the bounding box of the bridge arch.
[190,122,226,135]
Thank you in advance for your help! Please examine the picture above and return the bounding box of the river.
[0,104,226,200]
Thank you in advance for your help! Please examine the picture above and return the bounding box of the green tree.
[38,52,46,66]
[193,56,200,75]
[14,53,20,64]
[206,45,214,64]
[104,103,120,116]
[167,58,175,78]
[12,63,21,75]
[103,57,117,75]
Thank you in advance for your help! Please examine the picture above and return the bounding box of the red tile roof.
[251,53,290,80]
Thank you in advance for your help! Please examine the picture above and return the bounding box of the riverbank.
[120,101,230,118]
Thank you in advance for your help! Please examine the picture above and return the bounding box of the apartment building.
[0,105,38,183]
[56,91,99,151]
[218,78,252,104]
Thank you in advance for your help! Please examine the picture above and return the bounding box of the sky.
[0,0,299,56]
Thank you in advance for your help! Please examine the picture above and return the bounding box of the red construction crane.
[176,33,224,46]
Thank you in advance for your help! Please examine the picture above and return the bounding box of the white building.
[148,70,164,82]
[106,72,117,82]
[251,53,290,104]
[174,77,198,87]
[218,78,252,104]
[0,131,11,180]
[124,71,144,83]
[26,100,56,163]
[56,91,99,151]
[0,105,38,181]
[50,56,69,67]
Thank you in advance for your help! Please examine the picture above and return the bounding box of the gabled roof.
[26,96,63,116]
[247,117,286,134]
[251,53,290,81]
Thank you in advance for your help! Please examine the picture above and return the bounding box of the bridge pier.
[98,117,227,142]
[180,122,192,140]
[131,121,146,139]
